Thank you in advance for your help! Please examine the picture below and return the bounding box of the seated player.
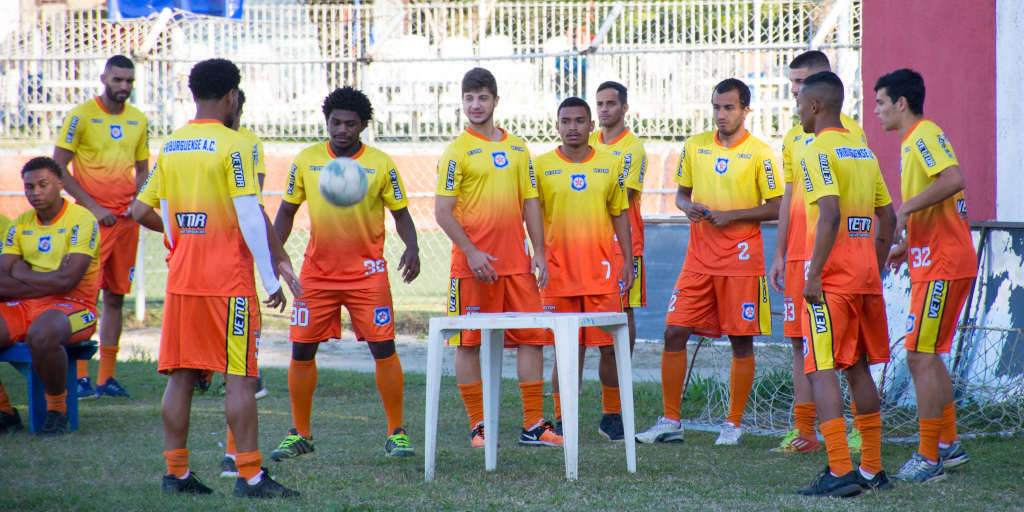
[0,156,101,436]
[535,97,633,440]
[271,86,421,460]
[794,71,896,497]
[0,212,19,434]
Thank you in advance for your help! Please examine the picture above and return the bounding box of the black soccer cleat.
[162,472,214,495]
[234,468,300,498]
[796,466,863,498]
[35,410,69,437]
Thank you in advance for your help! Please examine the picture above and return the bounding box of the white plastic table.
[423,312,636,481]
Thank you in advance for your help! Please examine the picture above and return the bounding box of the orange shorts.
[159,293,260,377]
[541,293,622,346]
[782,260,807,338]
[98,216,139,295]
[0,297,97,344]
[447,273,547,347]
[620,255,647,309]
[904,278,973,354]
[803,292,889,373]
[290,286,394,343]
[665,271,772,338]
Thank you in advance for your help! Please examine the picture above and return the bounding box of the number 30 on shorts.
[290,304,309,326]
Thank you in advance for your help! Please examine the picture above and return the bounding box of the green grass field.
[1,360,1021,511]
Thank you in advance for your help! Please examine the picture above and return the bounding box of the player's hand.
[263,287,288,312]
[802,274,824,305]
[768,256,786,294]
[122,203,133,218]
[466,249,498,284]
[705,210,734,227]
[885,239,908,273]
[89,205,117,226]
[531,253,549,289]
[683,202,709,223]
[276,260,303,299]
[619,264,634,293]
[398,246,421,283]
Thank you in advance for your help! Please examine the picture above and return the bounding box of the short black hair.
[802,71,845,112]
[557,96,591,119]
[789,50,831,72]
[712,78,751,108]
[238,89,246,109]
[21,156,62,179]
[462,67,498,96]
[105,54,134,71]
[874,68,925,116]
[322,86,373,122]
[188,58,240,101]
[596,81,627,104]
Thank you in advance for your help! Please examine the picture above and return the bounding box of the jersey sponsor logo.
[542,304,557,311]
[714,157,729,175]
[467,148,482,156]
[231,297,248,336]
[110,124,123,140]
[802,337,809,357]
[737,153,752,159]
[593,168,609,174]
[129,267,134,283]
[638,155,647,184]
[846,216,872,237]
[38,235,52,253]
[810,303,829,333]
[448,278,459,312]
[801,160,813,192]
[444,160,457,191]
[65,116,79,143]
[286,164,297,196]
[570,173,587,191]
[622,153,633,178]
[91,118,103,123]
[492,151,509,168]
[373,306,392,326]
[956,198,968,218]
[545,169,562,175]
[834,146,874,160]
[764,159,777,189]
[5,226,15,247]
[927,280,946,318]
[389,169,404,200]
[528,159,537,188]
[175,211,208,234]
[231,151,245,188]
[89,221,98,249]
[251,143,259,168]
[803,137,814,146]
[70,225,79,245]
[794,135,803,142]
[936,134,955,159]
[906,314,916,333]
[915,138,936,167]
[162,138,217,153]
[510,145,526,152]
[309,165,323,172]
[817,154,834,184]
[741,302,756,321]
[697,148,712,155]
[127,120,139,126]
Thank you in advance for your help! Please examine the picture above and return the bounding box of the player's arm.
[612,211,633,291]
[390,207,421,283]
[522,197,548,288]
[131,200,163,232]
[803,195,839,305]
[7,253,92,298]
[893,165,965,240]
[0,254,46,300]
[768,182,793,293]
[435,195,497,283]
[263,206,301,299]
[272,200,300,246]
[51,147,116,227]
[874,203,896,276]
[675,186,709,222]
[705,196,781,227]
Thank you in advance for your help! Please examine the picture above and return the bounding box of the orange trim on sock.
[458,380,484,429]
[918,418,942,463]
[76,359,89,380]
[45,391,67,414]
[97,346,118,384]
[288,358,317,438]
[0,382,12,415]
[519,381,544,430]
[662,350,686,422]
[602,385,621,414]
[726,354,755,426]
[163,448,189,478]
[794,402,817,438]
[855,412,883,475]
[821,417,853,475]
[374,353,404,433]
[850,401,858,416]
[939,402,958,444]
[225,427,237,457]
[552,392,562,422]
[235,450,262,481]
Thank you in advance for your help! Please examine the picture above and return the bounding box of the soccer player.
[0,157,100,436]
[270,86,421,460]
[132,58,300,497]
[635,79,781,446]
[536,97,633,440]
[53,54,148,399]
[589,81,647,350]
[435,67,561,447]
[794,71,896,497]
[768,50,867,454]
[875,68,976,483]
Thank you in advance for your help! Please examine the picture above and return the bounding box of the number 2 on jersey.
[737,241,750,261]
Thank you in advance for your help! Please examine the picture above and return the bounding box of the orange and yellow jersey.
[535,147,628,297]
[3,201,100,305]
[238,126,266,180]
[152,119,261,297]
[782,114,864,261]
[802,128,892,294]
[674,130,782,276]
[283,142,409,290]
[0,216,10,241]
[899,119,977,282]
[436,127,537,278]
[590,128,646,257]
[55,98,149,215]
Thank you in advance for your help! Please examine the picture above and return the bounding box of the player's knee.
[368,339,395,359]
[291,341,318,361]
[728,335,754,357]
[0,317,10,349]
[26,311,70,348]
[663,325,690,349]
[598,345,616,359]
[103,290,125,308]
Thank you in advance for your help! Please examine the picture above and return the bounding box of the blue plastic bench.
[0,340,98,433]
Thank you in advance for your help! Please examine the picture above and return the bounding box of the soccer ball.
[319,156,368,207]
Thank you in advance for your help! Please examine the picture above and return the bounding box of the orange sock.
[794,402,817,438]
[821,417,853,475]
[519,381,544,429]
[225,427,237,457]
[288,358,317,438]
[601,385,621,414]
[552,392,561,422]
[457,380,483,430]
[45,391,67,414]
[235,450,262,481]
[374,353,404,433]
[163,448,189,478]
[726,354,755,426]
[855,411,883,475]
[76,360,89,380]
[97,346,118,384]
[0,382,13,415]
[939,402,958,445]
[661,350,686,422]
[917,417,942,463]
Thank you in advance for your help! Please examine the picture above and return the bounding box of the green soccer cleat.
[270,428,315,461]
[385,427,415,457]
[847,427,862,454]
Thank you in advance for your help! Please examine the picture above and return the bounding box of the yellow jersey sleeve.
[66,207,100,257]
[910,122,959,177]
[755,145,783,200]
[435,143,464,197]
[381,155,410,211]
[609,157,628,216]
[621,139,647,192]
[802,150,840,205]
[225,137,260,199]
[673,141,693,188]
[782,125,802,184]
[519,148,539,201]
[283,158,306,205]
[137,162,160,208]
[873,168,893,208]
[55,104,86,152]
[2,222,22,257]
[134,117,150,162]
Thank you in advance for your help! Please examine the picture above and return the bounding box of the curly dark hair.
[21,156,62,179]
[188,58,240,101]
[321,87,373,122]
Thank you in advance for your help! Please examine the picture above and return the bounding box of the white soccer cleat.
[634,416,684,444]
[714,422,742,445]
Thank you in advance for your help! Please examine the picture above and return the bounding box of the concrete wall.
[996,0,1024,221]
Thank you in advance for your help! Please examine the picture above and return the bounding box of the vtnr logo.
[176,212,207,234]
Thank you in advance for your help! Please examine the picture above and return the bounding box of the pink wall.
[862,0,996,220]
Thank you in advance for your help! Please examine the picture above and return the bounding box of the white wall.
[997,0,1024,222]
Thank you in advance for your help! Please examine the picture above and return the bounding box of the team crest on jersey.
[110,124,123,140]
[570,173,587,191]
[714,157,729,175]
[492,151,509,169]
[373,306,392,326]
[741,302,756,321]
[38,235,51,253]
[802,338,809,357]
[906,314,916,333]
